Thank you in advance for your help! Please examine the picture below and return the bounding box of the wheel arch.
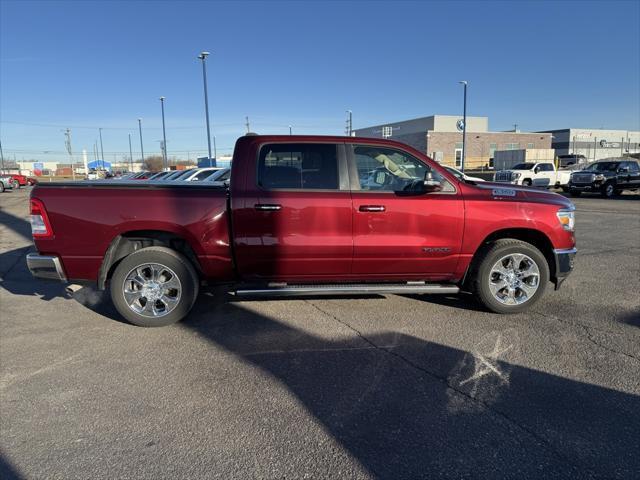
[463,228,556,288]
[98,230,201,290]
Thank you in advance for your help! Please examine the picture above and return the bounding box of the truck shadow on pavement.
[175,293,640,479]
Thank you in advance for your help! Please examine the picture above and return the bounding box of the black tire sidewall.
[601,182,615,198]
[475,241,549,314]
[110,247,199,327]
[522,179,532,186]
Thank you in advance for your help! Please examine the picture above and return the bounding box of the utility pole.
[345,110,353,136]
[213,136,217,159]
[459,81,468,172]
[245,116,250,133]
[64,128,76,180]
[197,51,214,167]
[98,128,105,171]
[289,125,292,135]
[160,96,168,170]
[513,123,518,132]
[0,140,5,173]
[138,118,145,167]
[128,133,134,172]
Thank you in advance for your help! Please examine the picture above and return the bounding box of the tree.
[143,155,163,171]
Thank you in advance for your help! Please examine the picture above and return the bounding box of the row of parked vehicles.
[493,158,640,198]
[0,173,37,193]
[101,167,231,184]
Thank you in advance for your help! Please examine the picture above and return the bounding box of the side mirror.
[618,167,629,173]
[534,166,540,173]
[423,171,442,193]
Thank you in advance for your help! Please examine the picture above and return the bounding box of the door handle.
[255,204,282,211]
[359,205,386,212]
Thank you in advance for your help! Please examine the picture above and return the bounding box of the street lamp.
[138,118,145,166]
[459,81,468,172]
[197,51,214,167]
[160,96,168,170]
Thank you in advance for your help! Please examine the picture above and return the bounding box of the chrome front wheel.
[488,254,540,305]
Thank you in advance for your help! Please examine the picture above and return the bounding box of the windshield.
[444,166,464,180]
[585,162,620,172]
[511,163,536,170]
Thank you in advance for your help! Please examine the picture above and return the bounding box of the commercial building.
[354,115,552,169]
[538,128,640,162]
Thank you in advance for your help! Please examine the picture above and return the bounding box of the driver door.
[348,145,464,279]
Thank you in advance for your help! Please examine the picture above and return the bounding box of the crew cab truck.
[568,159,640,198]
[493,162,571,189]
[27,135,576,327]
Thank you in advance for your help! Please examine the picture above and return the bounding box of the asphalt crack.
[534,311,640,363]
[305,300,596,478]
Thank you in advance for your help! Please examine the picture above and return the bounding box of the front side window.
[258,143,338,190]
[353,145,453,192]
[539,164,554,172]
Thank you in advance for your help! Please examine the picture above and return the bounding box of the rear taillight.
[30,198,53,238]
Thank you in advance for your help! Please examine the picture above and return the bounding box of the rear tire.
[473,239,549,314]
[11,180,19,189]
[0,183,4,193]
[110,246,199,327]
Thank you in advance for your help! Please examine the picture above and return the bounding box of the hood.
[467,181,574,209]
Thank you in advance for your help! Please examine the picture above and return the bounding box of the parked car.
[181,167,224,182]
[163,170,194,181]
[443,166,485,182]
[0,175,15,193]
[27,134,576,327]
[203,168,231,182]
[493,162,571,188]
[147,171,172,181]
[5,174,29,189]
[568,159,640,197]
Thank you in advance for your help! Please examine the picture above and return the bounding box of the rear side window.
[192,170,215,181]
[258,143,339,190]
[628,162,639,173]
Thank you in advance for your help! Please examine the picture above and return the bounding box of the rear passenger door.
[238,142,353,280]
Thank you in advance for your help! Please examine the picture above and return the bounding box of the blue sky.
[1,0,639,163]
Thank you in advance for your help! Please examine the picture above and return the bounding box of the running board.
[234,282,459,298]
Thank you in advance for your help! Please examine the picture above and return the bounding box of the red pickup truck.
[27,135,576,327]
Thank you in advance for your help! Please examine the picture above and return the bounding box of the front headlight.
[513,172,521,179]
[557,208,575,232]
[594,174,605,181]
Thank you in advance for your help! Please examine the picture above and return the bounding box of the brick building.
[354,115,552,169]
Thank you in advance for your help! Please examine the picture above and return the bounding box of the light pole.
[160,96,168,170]
[197,51,214,167]
[98,128,105,171]
[0,140,5,173]
[128,133,134,172]
[138,118,145,166]
[459,81,468,172]
[289,125,292,135]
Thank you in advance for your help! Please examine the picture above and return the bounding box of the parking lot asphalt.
[1,186,639,479]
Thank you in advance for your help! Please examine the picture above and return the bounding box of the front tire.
[473,239,549,314]
[522,179,532,187]
[110,247,199,327]
[601,182,616,198]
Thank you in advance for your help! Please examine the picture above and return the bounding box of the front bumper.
[26,254,67,282]
[552,248,576,290]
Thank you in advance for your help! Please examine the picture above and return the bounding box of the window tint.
[353,145,454,192]
[628,162,639,173]
[538,164,554,171]
[258,144,338,190]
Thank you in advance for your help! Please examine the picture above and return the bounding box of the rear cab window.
[257,143,339,190]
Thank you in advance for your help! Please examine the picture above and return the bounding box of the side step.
[234,282,459,298]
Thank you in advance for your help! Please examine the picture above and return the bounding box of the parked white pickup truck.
[493,162,571,188]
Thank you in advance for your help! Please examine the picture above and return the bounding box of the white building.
[539,128,640,161]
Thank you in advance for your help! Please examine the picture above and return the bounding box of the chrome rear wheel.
[122,263,182,318]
